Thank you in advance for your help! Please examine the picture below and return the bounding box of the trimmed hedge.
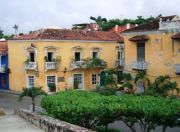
[41,90,180,132]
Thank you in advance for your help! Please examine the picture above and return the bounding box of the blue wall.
[0,54,9,90]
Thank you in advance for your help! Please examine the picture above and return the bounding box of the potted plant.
[24,57,30,64]
[48,83,56,92]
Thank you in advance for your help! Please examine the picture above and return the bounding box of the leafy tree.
[18,87,47,112]
[92,16,155,31]
[0,28,3,37]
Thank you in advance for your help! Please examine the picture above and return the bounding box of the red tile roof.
[124,15,176,33]
[171,32,180,40]
[0,41,8,55]
[12,29,122,42]
[129,35,149,42]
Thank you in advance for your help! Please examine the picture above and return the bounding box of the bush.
[96,126,120,132]
[48,83,56,92]
[41,90,180,132]
[98,88,117,96]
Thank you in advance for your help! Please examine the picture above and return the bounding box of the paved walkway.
[0,115,44,132]
[0,92,44,132]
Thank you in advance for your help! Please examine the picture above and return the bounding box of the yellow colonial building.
[123,15,180,94]
[8,29,122,92]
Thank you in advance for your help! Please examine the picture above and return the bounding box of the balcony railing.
[115,59,124,67]
[71,61,86,69]
[132,61,148,70]
[174,64,180,74]
[0,65,6,73]
[159,21,180,31]
[24,62,37,70]
[45,62,58,70]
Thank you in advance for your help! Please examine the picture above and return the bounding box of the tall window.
[75,52,81,61]
[92,52,98,59]
[137,43,145,62]
[47,52,53,62]
[92,74,97,85]
[47,76,56,85]
[27,76,35,88]
[29,52,35,62]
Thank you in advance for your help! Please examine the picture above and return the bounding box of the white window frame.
[92,74,97,85]
[46,75,57,92]
[73,73,84,90]
[26,75,35,88]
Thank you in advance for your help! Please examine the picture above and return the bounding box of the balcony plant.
[24,57,30,64]
[71,58,86,68]
[48,83,56,92]
[84,58,107,68]
[44,56,61,63]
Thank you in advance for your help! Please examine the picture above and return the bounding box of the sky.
[0,0,180,34]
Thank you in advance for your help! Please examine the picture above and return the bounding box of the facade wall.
[124,32,180,94]
[8,40,119,92]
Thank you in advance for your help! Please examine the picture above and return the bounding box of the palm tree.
[13,24,19,36]
[90,16,107,30]
[135,71,150,92]
[18,87,47,112]
[149,75,179,96]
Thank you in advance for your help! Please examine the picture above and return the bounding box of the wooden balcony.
[24,62,37,70]
[132,61,148,70]
[175,64,180,74]
[45,62,58,70]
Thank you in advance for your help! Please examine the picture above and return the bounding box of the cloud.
[0,0,180,34]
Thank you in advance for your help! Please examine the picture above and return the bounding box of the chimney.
[115,25,119,32]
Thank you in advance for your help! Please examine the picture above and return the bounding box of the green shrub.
[98,88,117,96]
[48,83,56,92]
[41,90,180,132]
[96,126,120,132]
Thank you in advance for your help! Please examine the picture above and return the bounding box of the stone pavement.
[0,92,44,132]
[0,114,44,132]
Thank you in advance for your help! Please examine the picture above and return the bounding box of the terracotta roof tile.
[0,41,8,55]
[12,29,122,42]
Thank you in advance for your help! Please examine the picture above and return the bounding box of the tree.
[148,75,179,96]
[0,28,3,37]
[18,87,47,112]
[135,71,150,92]
[91,16,155,31]
[13,24,19,36]
[90,16,107,30]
